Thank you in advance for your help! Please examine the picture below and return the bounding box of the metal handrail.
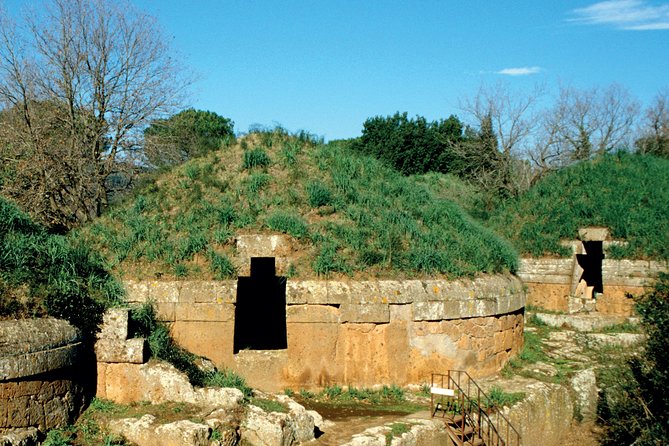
[431,371,522,446]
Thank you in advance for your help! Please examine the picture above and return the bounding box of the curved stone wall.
[0,318,84,432]
[122,274,525,391]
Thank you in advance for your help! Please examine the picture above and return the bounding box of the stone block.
[390,304,412,321]
[95,338,146,364]
[196,281,237,303]
[287,305,340,323]
[324,281,352,304]
[517,273,571,284]
[0,395,7,426]
[6,396,29,428]
[26,398,44,427]
[123,280,149,303]
[286,280,326,304]
[98,308,129,340]
[146,281,180,303]
[97,362,107,399]
[578,226,609,241]
[175,302,235,322]
[154,302,176,322]
[348,281,381,303]
[0,343,81,381]
[43,395,68,429]
[341,303,389,323]
[413,301,446,321]
[236,234,293,258]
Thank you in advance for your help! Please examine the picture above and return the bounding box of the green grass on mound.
[76,128,518,279]
[488,152,669,260]
[0,198,123,338]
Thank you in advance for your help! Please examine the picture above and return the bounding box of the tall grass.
[0,198,123,338]
[489,152,669,259]
[76,133,518,278]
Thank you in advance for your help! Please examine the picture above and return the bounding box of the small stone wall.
[518,258,667,315]
[122,274,525,391]
[0,318,85,433]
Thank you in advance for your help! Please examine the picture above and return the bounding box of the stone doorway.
[576,241,604,295]
[233,257,287,354]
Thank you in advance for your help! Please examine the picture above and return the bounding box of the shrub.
[598,274,669,444]
[242,147,271,169]
[306,181,333,207]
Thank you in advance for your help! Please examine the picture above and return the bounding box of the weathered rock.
[99,361,243,408]
[530,312,635,332]
[155,420,211,446]
[0,319,81,380]
[340,419,449,446]
[0,427,39,446]
[570,368,598,421]
[240,397,316,446]
[501,379,573,446]
[107,415,158,446]
[275,395,316,443]
[584,332,644,347]
[194,357,218,375]
[97,308,130,340]
[109,416,214,446]
[240,405,284,446]
[95,338,146,363]
[204,409,241,446]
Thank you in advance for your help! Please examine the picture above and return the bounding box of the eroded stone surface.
[0,319,81,381]
[121,275,525,390]
[97,361,243,408]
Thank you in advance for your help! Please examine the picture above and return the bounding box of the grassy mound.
[76,129,518,279]
[0,198,122,338]
[488,152,669,259]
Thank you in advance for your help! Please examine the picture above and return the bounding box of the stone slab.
[175,302,235,322]
[287,305,340,323]
[0,343,81,381]
[97,308,129,340]
[95,338,146,364]
[340,303,390,323]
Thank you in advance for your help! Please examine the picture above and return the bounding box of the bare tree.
[0,0,187,229]
[459,82,543,196]
[636,89,669,158]
[533,84,639,172]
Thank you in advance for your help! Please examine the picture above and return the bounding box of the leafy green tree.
[351,112,464,175]
[144,108,235,168]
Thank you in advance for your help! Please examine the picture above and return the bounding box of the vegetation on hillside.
[75,128,518,280]
[487,152,669,260]
[143,109,235,169]
[0,198,123,339]
[0,0,188,231]
[598,274,669,445]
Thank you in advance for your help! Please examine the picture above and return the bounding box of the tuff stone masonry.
[518,258,667,315]
[0,318,85,432]
[120,274,526,391]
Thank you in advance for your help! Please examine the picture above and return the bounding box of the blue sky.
[7,1,669,140]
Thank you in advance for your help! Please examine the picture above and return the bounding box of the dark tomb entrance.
[576,241,604,295]
[233,257,287,354]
